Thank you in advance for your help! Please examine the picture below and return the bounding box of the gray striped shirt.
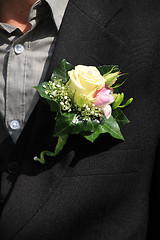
[0,0,69,143]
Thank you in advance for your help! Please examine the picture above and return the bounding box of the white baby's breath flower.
[72,115,79,124]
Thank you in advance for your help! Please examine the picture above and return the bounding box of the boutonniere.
[34,60,133,163]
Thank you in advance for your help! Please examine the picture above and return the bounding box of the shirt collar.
[46,0,69,30]
[0,0,69,33]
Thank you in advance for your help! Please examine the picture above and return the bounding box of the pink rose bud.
[94,87,115,119]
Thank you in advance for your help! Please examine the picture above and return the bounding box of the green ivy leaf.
[83,115,124,142]
[34,82,60,112]
[34,82,50,100]
[112,108,130,128]
[50,59,74,84]
[46,99,60,112]
[54,112,99,137]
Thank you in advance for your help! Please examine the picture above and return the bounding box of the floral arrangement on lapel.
[34,60,133,163]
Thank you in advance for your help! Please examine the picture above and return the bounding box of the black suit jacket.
[0,0,160,239]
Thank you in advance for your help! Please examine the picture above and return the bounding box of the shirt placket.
[5,37,27,142]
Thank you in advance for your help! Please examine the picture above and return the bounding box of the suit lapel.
[45,0,124,75]
[70,0,123,26]
[0,0,126,238]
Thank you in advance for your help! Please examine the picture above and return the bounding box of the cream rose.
[67,65,106,106]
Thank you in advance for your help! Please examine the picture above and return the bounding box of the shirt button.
[9,120,20,130]
[14,44,24,54]
[7,161,20,174]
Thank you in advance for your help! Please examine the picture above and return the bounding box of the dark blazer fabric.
[0,0,160,239]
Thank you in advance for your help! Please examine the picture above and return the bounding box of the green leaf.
[54,112,99,137]
[34,135,69,164]
[34,82,60,112]
[97,65,119,76]
[46,99,60,112]
[112,108,130,128]
[112,93,124,109]
[34,82,51,100]
[50,59,74,84]
[83,115,124,142]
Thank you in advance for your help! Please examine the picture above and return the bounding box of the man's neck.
[0,0,37,33]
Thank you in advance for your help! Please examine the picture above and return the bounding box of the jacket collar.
[46,0,124,28]
[47,0,123,31]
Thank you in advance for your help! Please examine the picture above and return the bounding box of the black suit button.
[7,161,20,174]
